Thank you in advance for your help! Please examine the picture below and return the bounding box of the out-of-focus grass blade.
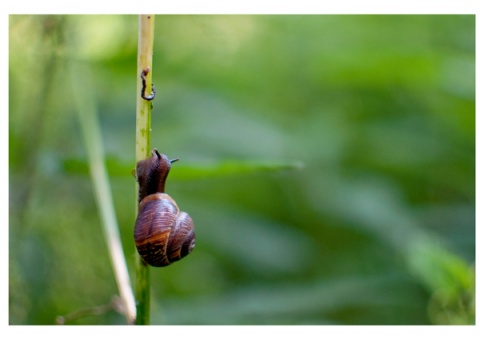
[63,157,132,177]
[63,157,304,179]
[172,160,304,180]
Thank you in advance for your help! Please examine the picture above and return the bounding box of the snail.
[134,149,195,267]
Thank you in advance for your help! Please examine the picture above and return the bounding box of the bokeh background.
[9,15,475,325]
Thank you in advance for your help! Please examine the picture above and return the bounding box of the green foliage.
[9,15,474,325]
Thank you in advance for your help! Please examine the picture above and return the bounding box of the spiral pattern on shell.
[134,193,195,267]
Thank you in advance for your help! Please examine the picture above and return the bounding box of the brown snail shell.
[134,149,195,267]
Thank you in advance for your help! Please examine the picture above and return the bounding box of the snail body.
[134,149,195,267]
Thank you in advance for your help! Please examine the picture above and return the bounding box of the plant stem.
[135,14,155,325]
[70,63,136,324]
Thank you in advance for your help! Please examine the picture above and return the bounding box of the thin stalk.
[135,14,155,325]
[70,63,136,324]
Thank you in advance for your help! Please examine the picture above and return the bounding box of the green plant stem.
[70,63,136,324]
[135,14,155,325]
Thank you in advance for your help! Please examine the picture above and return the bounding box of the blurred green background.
[9,15,475,325]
